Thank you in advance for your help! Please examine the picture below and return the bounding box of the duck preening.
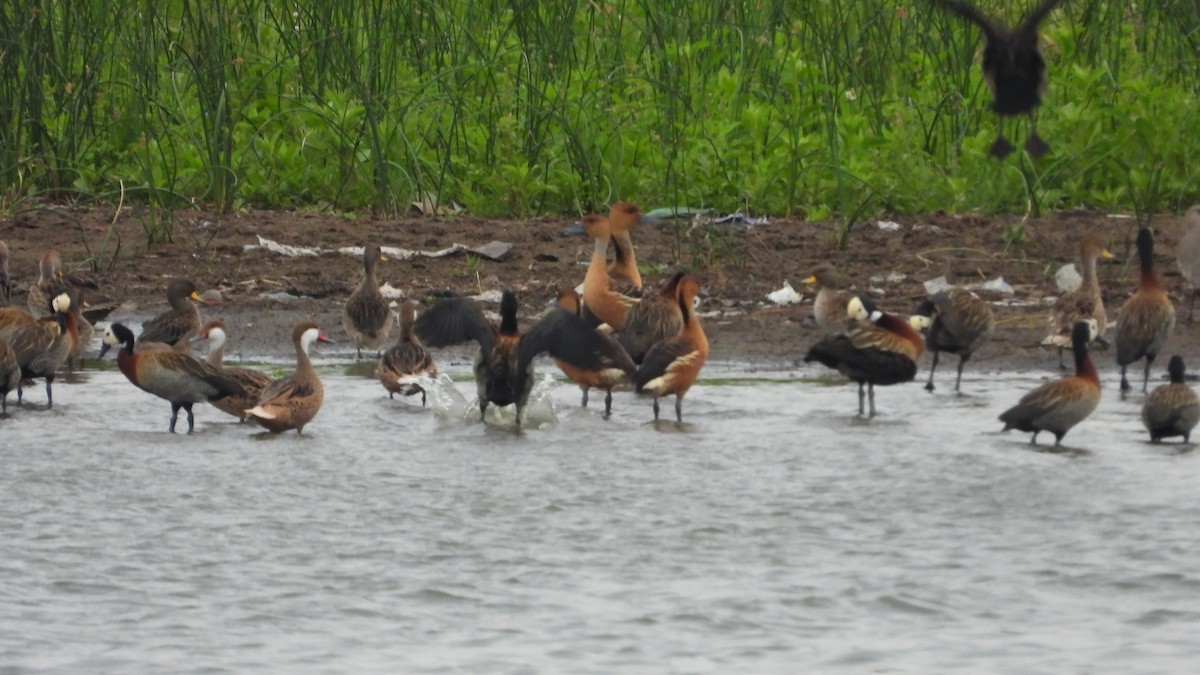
[1142,355,1200,443]
[909,287,994,392]
[1044,234,1112,368]
[1176,205,1200,324]
[137,278,202,346]
[245,321,334,434]
[414,290,635,426]
[929,0,1066,159]
[376,301,438,405]
[344,244,393,360]
[804,296,923,418]
[553,288,636,416]
[804,263,856,332]
[192,319,272,422]
[1115,227,1175,395]
[1001,319,1100,446]
[633,274,709,422]
[101,322,245,433]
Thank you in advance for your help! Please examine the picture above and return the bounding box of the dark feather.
[635,337,698,390]
[518,308,635,393]
[413,297,496,353]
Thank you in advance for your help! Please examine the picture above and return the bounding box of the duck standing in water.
[1142,355,1200,443]
[1000,320,1100,446]
[137,278,203,347]
[616,272,685,366]
[581,208,659,331]
[1044,234,1113,368]
[804,296,923,418]
[634,274,709,423]
[101,322,244,433]
[1115,227,1175,395]
[804,263,856,332]
[552,288,636,416]
[909,287,994,393]
[415,290,634,426]
[192,319,272,422]
[246,321,335,434]
[376,301,438,406]
[5,293,76,408]
[344,244,393,360]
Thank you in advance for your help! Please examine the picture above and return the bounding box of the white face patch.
[102,326,119,345]
[1085,319,1099,342]
[208,327,227,348]
[847,296,867,321]
[300,327,320,352]
[52,293,71,313]
[909,315,932,330]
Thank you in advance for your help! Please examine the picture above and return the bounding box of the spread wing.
[1019,0,1066,33]
[413,297,495,353]
[518,308,635,387]
[929,0,1002,42]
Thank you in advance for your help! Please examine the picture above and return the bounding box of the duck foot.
[989,134,1016,159]
[1024,133,1050,159]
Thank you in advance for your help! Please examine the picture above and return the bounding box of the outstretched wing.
[413,297,495,353]
[518,308,635,386]
[929,0,1002,42]
[1019,0,1066,33]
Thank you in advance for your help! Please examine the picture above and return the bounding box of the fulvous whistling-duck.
[581,209,656,331]
[553,287,636,416]
[804,263,856,332]
[929,0,1065,159]
[245,321,335,434]
[1044,234,1113,368]
[1001,319,1100,446]
[192,319,272,422]
[415,289,633,426]
[617,272,686,365]
[1116,227,1175,394]
[606,202,656,297]
[634,273,709,422]
[0,337,18,413]
[101,322,245,433]
[1175,205,1200,323]
[1142,355,1200,443]
[376,301,438,406]
[137,278,203,347]
[909,287,994,392]
[343,244,394,360]
[804,295,923,418]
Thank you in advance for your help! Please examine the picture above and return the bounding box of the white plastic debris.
[378,282,405,300]
[923,275,952,295]
[471,289,504,303]
[869,271,907,285]
[876,220,901,232]
[766,281,802,305]
[1055,263,1082,292]
[980,277,1014,294]
[257,235,324,257]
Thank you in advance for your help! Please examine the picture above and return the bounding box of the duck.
[581,208,657,331]
[929,0,1066,158]
[0,240,11,306]
[804,263,856,332]
[616,272,686,365]
[1174,204,1200,324]
[804,295,923,417]
[1115,227,1175,395]
[0,337,18,413]
[245,321,334,434]
[909,287,995,392]
[5,293,76,408]
[376,301,438,405]
[633,273,709,422]
[606,202,652,297]
[192,319,272,421]
[553,288,636,416]
[1142,355,1200,443]
[415,289,634,426]
[343,244,393,359]
[137,278,202,346]
[1044,234,1113,368]
[1000,319,1100,446]
[26,249,66,317]
[101,322,244,432]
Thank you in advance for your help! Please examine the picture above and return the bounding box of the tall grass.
[1,0,1198,224]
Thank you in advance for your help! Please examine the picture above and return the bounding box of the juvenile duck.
[415,290,634,426]
[1142,355,1200,443]
[909,287,994,392]
[634,274,709,423]
[929,0,1066,158]
[804,296,923,418]
[101,322,244,433]
[1044,234,1112,368]
[1174,205,1200,324]
[553,288,636,416]
[804,263,856,332]
[617,272,685,365]
[137,278,202,346]
[343,244,393,360]
[1001,320,1100,446]
[376,301,438,405]
[193,319,272,422]
[1115,227,1175,395]
[245,321,334,434]
[0,337,18,413]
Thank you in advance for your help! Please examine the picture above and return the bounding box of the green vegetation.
[1,0,1198,224]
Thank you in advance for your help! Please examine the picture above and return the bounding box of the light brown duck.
[909,287,994,392]
[6,293,77,408]
[376,301,437,405]
[1043,234,1113,368]
[246,321,334,434]
[804,263,856,332]
[1115,227,1175,395]
[343,244,393,359]
[193,319,272,422]
[1142,355,1200,443]
[1002,320,1100,446]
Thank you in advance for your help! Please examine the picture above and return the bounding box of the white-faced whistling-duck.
[1001,319,1100,446]
[1116,227,1175,395]
[909,287,994,393]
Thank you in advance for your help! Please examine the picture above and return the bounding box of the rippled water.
[2,361,1198,672]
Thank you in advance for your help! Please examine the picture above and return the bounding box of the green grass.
[1,0,1199,227]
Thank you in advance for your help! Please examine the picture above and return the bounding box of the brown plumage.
[0,337,18,413]
[5,293,76,408]
[617,272,686,366]
[137,278,202,346]
[246,321,334,434]
[376,301,437,405]
[804,296,923,418]
[343,244,394,360]
[0,241,11,306]
[1142,355,1200,443]
[415,289,634,426]
[193,319,272,422]
[1001,320,1100,446]
[101,322,245,433]
[581,207,658,331]
[804,263,856,332]
[909,287,994,392]
[554,288,636,416]
[1174,205,1200,324]
[929,0,1066,158]
[1044,234,1113,367]
[1116,227,1175,395]
[606,202,652,297]
[27,249,66,318]
[634,274,709,422]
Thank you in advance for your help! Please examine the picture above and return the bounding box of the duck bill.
[190,291,204,304]
[98,342,111,359]
[317,333,336,345]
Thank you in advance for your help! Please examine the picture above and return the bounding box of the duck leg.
[857,382,866,416]
[925,351,940,392]
[867,383,877,418]
[652,397,660,421]
[169,402,182,433]
[420,389,427,407]
[45,376,54,408]
[1119,366,1131,395]
[1142,355,1155,394]
[603,389,613,417]
[989,118,1015,159]
[1057,347,1067,371]
[954,355,969,393]
[581,388,589,408]
[1030,431,1040,445]
[478,399,488,422]
[184,403,195,433]
[1024,114,1050,159]
[674,395,683,423]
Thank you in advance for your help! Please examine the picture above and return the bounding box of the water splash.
[423,373,558,428]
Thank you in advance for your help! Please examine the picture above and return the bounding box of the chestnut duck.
[343,244,393,359]
[1115,227,1175,395]
[617,272,686,365]
[634,274,709,422]
[0,337,17,413]
[1001,320,1100,446]
[376,301,438,405]
[245,321,334,434]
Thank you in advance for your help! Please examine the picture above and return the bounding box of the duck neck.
[295,337,315,374]
[1138,244,1160,290]
[585,236,610,288]
[207,341,225,368]
[1075,348,1099,387]
[611,233,642,288]
[1080,253,1099,291]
